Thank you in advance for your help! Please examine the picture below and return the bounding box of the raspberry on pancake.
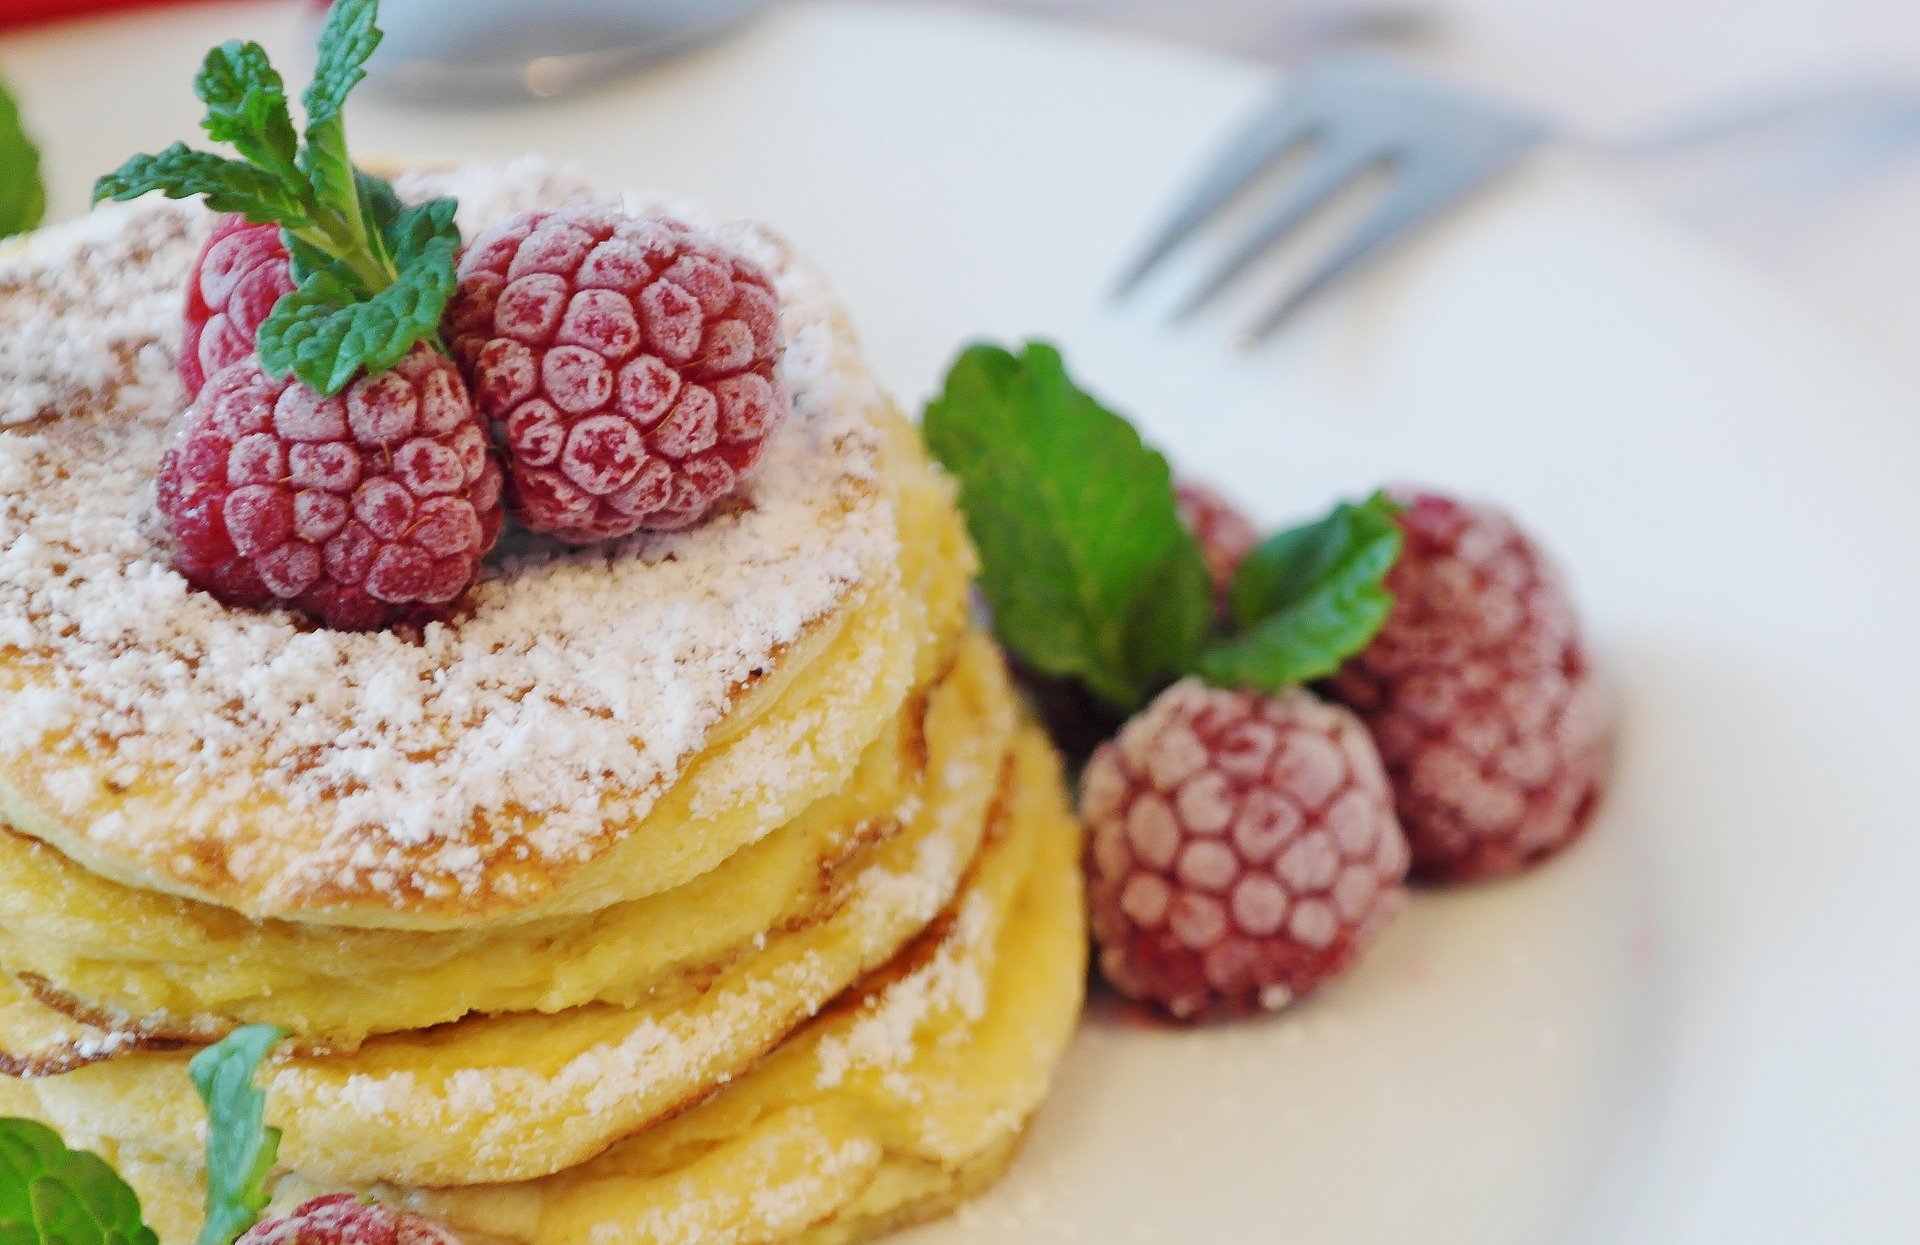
[156,345,504,631]
[449,207,791,540]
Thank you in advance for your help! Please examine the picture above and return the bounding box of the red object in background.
[0,0,223,33]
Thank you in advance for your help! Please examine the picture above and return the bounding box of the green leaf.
[0,1118,157,1245]
[1195,492,1403,693]
[282,171,408,289]
[924,342,1214,713]
[257,213,458,394]
[0,75,46,240]
[303,0,381,129]
[355,168,405,234]
[92,143,308,225]
[296,117,362,258]
[380,194,457,267]
[195,41,300,184]
[190,1026,287,1245]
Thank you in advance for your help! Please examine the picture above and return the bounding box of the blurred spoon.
[358,0,774,105]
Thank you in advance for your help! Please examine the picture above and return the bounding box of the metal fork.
[1117,52,1550,341]
[1120,53,1920,342]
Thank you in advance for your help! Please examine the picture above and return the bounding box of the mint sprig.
[1197,492,1402,692]
[92,0,457,395]
[925,342,1214,713]
[190,1026,287,1245]
[924,341,1401,712]
[0,1118,156,1245]
[0,74,46,240]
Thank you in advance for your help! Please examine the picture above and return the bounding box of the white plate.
[7,3,1920,1240]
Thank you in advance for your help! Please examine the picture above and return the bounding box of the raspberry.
[180,214,293,401]
[156,345,504,631]
[1083,680,1409,1021]
[1175,480,1258,608]
[237,1194,458,1245]
[1325,490,1608,883]
[447,207,789,541]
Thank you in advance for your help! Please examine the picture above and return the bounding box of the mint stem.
[290,214,390,296]
[310,126,395,291]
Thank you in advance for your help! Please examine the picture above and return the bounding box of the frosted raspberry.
[180,214,293,401]
[1083,680,1409,1021]
[237,1194,459,1245]
[156,345,504,631]
[1325,489,1608,883]
[1176,480,1258,609]
[447,207,789,541]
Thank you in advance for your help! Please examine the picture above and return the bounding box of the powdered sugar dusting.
[0,160,896,915]
[813,890,993,1094]
[0,199,192,429]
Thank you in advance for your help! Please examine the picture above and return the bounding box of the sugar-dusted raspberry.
[446,206,789,541]
[1325,489,1608,883]
[181,214,293,401]
[237,1194,459,1245]
[1083,680,1409,1021]
[1176,480,1258,609]
[156,345,504,631]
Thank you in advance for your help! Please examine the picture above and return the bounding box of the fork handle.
[1607,77,1920,159]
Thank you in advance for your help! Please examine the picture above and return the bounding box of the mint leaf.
[1195,492,1402,693]
[99,1,456,389]
[381,194,457,267]
[297,0,381,224]
[303,0,381,128]
[355,168,405,236]
[257,211,457,394]
[924,342,1213,712]
[93,143,308,225]
[190,1026,286,1245]
[296,116,362,271]
[195,42,299,184]
[0,1118,157,1245]
[0,75,46,239]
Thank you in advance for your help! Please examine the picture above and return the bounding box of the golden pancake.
[0,673,927,1050]
[0,412,973,1049]
[0,632,973,1052]
[0,162,955,930]
[0,725,1084,1245]
[6,632,1017,1187]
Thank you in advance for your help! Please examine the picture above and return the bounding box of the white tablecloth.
[923,0,1920,387]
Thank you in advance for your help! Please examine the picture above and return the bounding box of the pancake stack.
[0,162,1085,1244]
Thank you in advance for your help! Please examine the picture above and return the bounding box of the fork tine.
[1242,141,1533,342]
[1173,135,1391,320]
[1114,94,1319,296]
